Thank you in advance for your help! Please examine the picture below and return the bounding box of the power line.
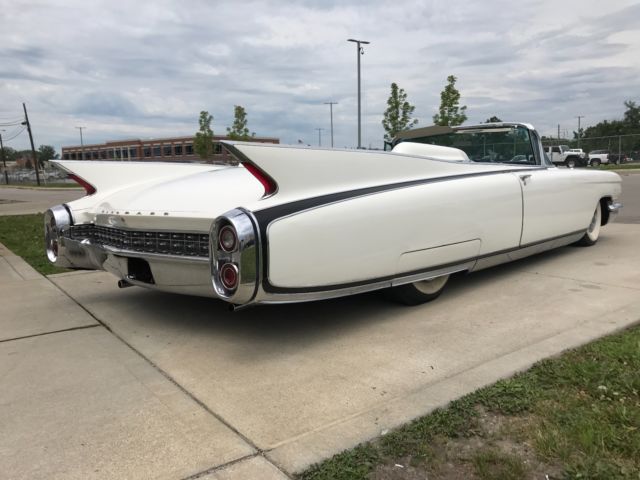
[0,120,23,127]
[1,125,26,142]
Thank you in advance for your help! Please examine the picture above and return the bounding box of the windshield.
[403,125,538,165]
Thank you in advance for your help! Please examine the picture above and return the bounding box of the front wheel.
[590,159,601,167]
[575,202,602,246]
[386,275,450,305]
[565,157,577,168]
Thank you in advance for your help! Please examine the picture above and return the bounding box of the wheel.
[386,275,450,305]
[590,159,600,167]
[565,158,577,168]
[575,202,602,246]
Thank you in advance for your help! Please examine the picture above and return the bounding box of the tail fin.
[52,160,224,194]
[223,141,476,203]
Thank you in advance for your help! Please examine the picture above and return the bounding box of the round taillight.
[219,225,237,252]
[220,263,239,290]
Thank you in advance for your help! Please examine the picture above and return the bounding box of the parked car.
[608,153,628,165]
[45,123,622,307]
[543,145,588,168]
[588,150,610,166]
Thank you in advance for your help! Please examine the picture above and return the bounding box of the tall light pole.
[75,126,86,160]
[0,129,8,184]
[576,116,584,149]
[315,128,324,147]
[347,38,370,149]
[22,103,41,186]
[324,102,338,148]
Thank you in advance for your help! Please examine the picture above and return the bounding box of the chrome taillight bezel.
[210,208,260,304]
[44,205,72,265]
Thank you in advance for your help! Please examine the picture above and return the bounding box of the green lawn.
[0,214,69,275]
[299,326,640,479]
[597,163,640,171]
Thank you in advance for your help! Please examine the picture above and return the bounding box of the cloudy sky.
[1,0,639,152]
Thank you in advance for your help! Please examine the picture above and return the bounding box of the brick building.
[61,134,279,163]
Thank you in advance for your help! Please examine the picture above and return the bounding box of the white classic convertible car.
[45,123,622,307]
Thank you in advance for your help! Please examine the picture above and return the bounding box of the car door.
[518,168,594,245]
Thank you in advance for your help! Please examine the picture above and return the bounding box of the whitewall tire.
[575,202,602,246]
[386,274,450,305]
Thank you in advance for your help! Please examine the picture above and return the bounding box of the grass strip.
[0,214,68,275]
[299,325,640,479]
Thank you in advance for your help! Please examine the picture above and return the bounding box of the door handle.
[519,174,532,185]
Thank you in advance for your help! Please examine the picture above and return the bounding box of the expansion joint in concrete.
[0,323,99,344]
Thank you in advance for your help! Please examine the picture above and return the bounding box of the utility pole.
[75,126,86,160]
[324,101,338,148]
[576,116,584,148]
[22,103,40,186]
[315,128,324,147]
[0,130,8,184]
[557,124,560,142]
[347,38,370,149]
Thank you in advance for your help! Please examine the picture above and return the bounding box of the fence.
[542,133,640,161]
[0,167,74,186]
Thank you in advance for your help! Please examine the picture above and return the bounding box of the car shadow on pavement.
[63,242,591,359]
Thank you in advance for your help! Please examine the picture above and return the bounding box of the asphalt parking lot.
[1,173,640,479]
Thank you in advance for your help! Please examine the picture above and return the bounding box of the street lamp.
[576,116,584,149]
[75,126,86,160]
[347,38,370,149]
[0,129,7,184]
[324,102,338,148]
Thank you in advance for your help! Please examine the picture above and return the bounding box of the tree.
[194,111,214,160]
[37,145,58,168]
[433,75,467,126]
[382,83,418,141]
[623,100,640,129]
[484,116,502,123]
[226,105,255,140]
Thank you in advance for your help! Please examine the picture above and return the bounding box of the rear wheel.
[565,157,577,168]
[386,275,450,305]
[590,158,601,167]
[575,202,602,246]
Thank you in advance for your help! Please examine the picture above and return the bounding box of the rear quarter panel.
[266,172,523,288]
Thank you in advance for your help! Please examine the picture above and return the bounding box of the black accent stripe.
[252,168,546,294]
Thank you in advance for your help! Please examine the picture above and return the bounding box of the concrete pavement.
[1,175,639,478]
[0,186,83,215]
[48,222,640,475]
[0,246,287,480]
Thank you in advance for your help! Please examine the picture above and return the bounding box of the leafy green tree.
[382,83,418,141]
[433,75,467,126]
[194,111,214,160]
[37,145,58,167]
[484,116,502,123]
[227,105,255,140]
[623,100,640,129]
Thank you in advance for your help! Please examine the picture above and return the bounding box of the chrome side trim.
[256,262,474,304]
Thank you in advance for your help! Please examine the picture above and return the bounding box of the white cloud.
[0,0,638,151]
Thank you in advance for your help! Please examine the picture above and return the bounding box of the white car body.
[45,123,622,307]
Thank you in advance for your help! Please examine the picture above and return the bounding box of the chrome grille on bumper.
[68,224,209,257]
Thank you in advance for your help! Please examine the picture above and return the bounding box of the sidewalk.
[2,223,640,478]
[0,242,289,480]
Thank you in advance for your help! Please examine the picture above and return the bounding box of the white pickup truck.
[544,145,587,168]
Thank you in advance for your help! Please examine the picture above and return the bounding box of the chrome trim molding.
[256,262,474,304]
[608,201,623,214]
[210,208,260,304]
